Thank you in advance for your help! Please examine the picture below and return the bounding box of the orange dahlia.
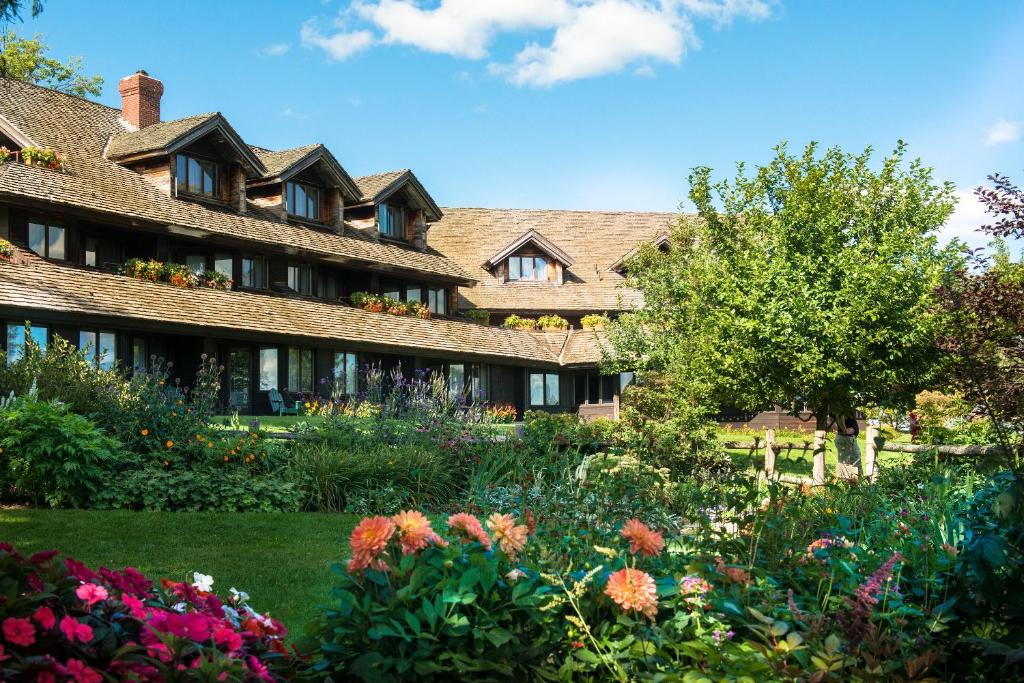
[391,510,440,555]
[447,513,492,551]
[620,519,665,557]
[346,515,396,573]
[604,568,658,619]
[485,513,528,559]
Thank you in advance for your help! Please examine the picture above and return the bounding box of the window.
[28,221,65,260]
[241,256,268,289]
[186,254,206,274]
[378,203,406,239]
[382,285,402,301]
[333,351,358,398]
[214,253,233,280]
[5,323,47,364]
[427,287,447,315]
[79,330,116,371]
[84,237,98,267]
[287,264,312,295]
[258,347,278,391]
[176,154,218,198]
[448,363,466,397]
[286,181,320,220]
[406,286,422,303]
[469,363,487,402]
[131,336,148,373]
[529,372,560,406]
[288,347,313,393]
[316,272,338,300]
[507,255,549,281]
[575,370,618,404]
[228,347,252,409]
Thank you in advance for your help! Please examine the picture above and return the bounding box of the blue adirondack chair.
[268,389,300,417]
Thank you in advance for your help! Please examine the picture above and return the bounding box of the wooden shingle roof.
[0,251,573,367]
[0,78,469,283]
[429,207,680,312]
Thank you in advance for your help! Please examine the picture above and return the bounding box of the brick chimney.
[118,70,163,130]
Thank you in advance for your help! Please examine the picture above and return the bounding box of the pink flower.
[122,593,146,619]
[75,583,109,607]
[33,606,56,629]
[447,513,492,551]
[63,658,103,683]
[157,612,211,642]
[213,625,243,654]
[620,519,665,557]
[3,617,35,647]
[59,615,93,644]
[246,656,274,682]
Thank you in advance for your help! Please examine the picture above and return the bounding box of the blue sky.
[17,1,1024,248]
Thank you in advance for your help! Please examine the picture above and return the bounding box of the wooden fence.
[723,426,1010,486]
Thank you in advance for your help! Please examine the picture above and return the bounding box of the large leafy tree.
[0,0,102,97]
[609,141,960,429]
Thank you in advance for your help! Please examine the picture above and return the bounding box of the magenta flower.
[59,615,94,644]
[75,583,109,606]
[2,617,36,647]
[33,606,56,630]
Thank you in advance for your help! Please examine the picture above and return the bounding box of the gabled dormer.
[106,72,265,213]
[608,233,670,274]
[0,111,33,162]
[349,169,442,251]
[485,229,573,285]
[247,144,360,234]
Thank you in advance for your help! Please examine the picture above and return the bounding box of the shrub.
[537,314,569,331]
[0,237,13,261]
[464,308,491,325]
[0,544,296,680]
[913,390,996,445]
[483,402,517,423]
[502,314,537,331]
[0,397,121,507]
[580,313,610,330]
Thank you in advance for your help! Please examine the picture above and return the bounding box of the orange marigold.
[620,519,665,557]
[447,513,492,551]
[485,513,528,559]
[347,516,396,573]
[605,568,658,619]
[391,510,441,555]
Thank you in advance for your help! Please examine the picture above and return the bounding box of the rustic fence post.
[864,425,879,482]
[764,428,777,478]
[812,429,827,485]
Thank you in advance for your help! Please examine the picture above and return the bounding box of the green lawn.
[0,509,356,634]
[725,432,915,478]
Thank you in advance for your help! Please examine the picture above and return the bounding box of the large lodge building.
[0,71,687,419]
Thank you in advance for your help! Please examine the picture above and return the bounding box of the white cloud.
[300,19,375,60]
[301,0,774,84]
[985,117,1020,146]
[496,1,692,87]
[355,0,573,58]
[936,189,991,249]
[261,42,291,57]
[281,107,310,120]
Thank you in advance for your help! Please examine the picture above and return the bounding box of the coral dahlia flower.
[620,519,665,557]
[604,568,658,619]
[447,513,492,551]
[485,513,528,559]
[391,510,438,555]
[346,516,396,573]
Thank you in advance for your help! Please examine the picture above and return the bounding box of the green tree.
[609,141,961,430]
[0,1,102,98]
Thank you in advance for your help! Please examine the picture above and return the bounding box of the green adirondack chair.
[268,389,300,417]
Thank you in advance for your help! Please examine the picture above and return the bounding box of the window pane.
[202,160,216,196]
[132,337,147,372]
[176,155,187,187]
[287,265,297,291]
[295,184,306,217]
[47,225,65,260]
[301,349,312,393]
[187,157,202,193]
[588,372,599,405]
[529,373,544,406]
[241,258,253,287]
[406,286,422,303]
[574,373,586,405]
[6,324,25,364]
[84,237,98,267]
[545,373,560,406]
[259,347,278,391]
[309,188,320,219]
[383,286,401,300]
[535,257,548,280]
[377,204,388,234]
[214,254,232,279]
[79,331,97,362]
[98,332,116,371]
[508,256,521,280]
[28,223,45,256]
[601,375,615,404]
[345,353,358,395]
[229,348,252,408]
[187,255,206,274]
[522,257,535,280]
[448,364,465,396]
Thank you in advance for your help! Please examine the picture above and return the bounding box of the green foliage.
[914,390,997,445]
[464,308,491,325]
[0,396,120,507]
[580,313,611,330]
[0,30,102,96]
[537,314,569,331]
[502,314,537,330]
[610,141,961,427]
[521,410,615,456]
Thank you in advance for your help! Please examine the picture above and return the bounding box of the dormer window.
[176,154,218,198]
[378,204,406,239]
[286,181,321,221]
[28,221,65,260]
[508,255,551,282]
